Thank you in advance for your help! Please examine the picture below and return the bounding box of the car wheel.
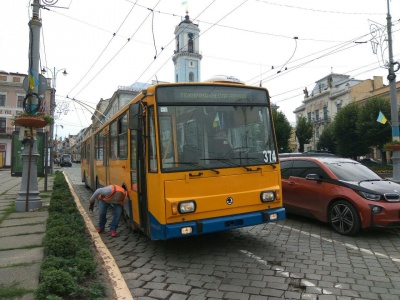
[329,200,361,236]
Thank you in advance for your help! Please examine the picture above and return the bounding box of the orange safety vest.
[99,185,128,206]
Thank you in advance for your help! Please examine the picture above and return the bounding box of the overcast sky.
[1,0,400,139]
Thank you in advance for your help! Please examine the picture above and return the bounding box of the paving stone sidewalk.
[0,168,54,300]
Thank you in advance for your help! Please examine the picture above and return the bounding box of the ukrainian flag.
[377,111,387,124]
[213,113,220,128]
[29,69,39,90]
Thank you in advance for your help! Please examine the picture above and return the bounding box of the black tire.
[329,200,361,236]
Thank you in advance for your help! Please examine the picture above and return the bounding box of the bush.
[35,172,107,300]
[35,269,75,298]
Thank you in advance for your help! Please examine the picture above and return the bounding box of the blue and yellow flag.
[377,111,387,124]
[182,0,188,12]
[213,113,220,128]
[29,69,39,90]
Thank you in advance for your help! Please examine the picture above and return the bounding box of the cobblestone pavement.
[64,165,400,300]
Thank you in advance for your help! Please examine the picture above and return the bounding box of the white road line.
[278,224,400,263]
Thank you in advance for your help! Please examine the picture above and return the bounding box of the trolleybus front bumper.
[149,207,286,240]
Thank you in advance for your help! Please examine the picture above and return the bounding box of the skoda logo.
[226,197,233,205]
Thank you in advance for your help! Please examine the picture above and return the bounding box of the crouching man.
[89,185,128,237]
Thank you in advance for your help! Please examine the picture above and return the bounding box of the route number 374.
[262,150,277,163]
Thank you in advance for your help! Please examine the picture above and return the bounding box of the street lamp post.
[41,67,67,174]
[55,124,63,153]
[385,0,400,181]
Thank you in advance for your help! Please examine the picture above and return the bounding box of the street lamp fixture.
[41,67,67,174]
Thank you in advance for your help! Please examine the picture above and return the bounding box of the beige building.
[0,71,52,167]
[293,73,399,152]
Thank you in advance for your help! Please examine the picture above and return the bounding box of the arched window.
[188,39,193,53]
[189,72,194,82]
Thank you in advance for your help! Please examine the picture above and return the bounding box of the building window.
[188,39,193,53]
[0,118,6,133]
[0,94,5,106]
[307,112,311,122]
[323,106,328,120]
[315,109,319,121]
[17,95,24,107]
[13,77,21,83]
[189,72,194,82]
[337,103,342,111]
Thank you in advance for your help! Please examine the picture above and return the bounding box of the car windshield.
[323,161,382,181]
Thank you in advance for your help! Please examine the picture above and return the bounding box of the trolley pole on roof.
[386,0,400,182]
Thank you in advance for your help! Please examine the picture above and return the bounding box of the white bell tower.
[172,13,202,82]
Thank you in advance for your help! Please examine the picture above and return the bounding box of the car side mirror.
[306,174,322,181]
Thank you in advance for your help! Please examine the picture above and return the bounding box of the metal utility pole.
[386,0,400,182]
[15,0,43,211]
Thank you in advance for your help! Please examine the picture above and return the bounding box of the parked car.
[279,151,335,158]
[60,154,72,167]
[280,156,400,235]
[359,158,380,165]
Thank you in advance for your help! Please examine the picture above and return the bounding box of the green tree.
[356,97,391,163]
[333,103,369,159]
[295,116,313,152]
[317,122,337,153]
[272,110,292,153]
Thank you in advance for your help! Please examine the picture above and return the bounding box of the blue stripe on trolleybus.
[149,208,286,240]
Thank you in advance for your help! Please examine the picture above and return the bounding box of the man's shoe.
[97,228,104,233]
[110,230,117,237]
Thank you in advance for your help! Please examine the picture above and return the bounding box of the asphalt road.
[64,164,400,300]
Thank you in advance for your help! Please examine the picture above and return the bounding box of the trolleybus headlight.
[178,200,196,214]
[260,191,275,203]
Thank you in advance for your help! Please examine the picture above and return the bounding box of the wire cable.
[141,0,249,84]
[255,0,386,16]
[66,0,139,97]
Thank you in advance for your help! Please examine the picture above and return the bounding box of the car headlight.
[178,200,196,214]
[260,191,276,203]
[358,191,381,201]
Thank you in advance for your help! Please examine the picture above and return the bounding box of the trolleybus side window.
[110,121,118,160]
[103,133,108,166]
[118,113,128,159]
[148,107,158,172]
[95,133,103,160]
[86,141,90,161]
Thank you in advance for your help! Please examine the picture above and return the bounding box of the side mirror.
[129,104,140,130]
[305,174,322,181]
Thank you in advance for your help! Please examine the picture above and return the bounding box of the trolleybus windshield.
[156,85,277,172]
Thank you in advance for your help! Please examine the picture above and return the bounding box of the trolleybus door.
[129,103,149,234]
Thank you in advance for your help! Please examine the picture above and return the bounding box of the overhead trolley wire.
[66,0,140,98]
[140,0,250,85]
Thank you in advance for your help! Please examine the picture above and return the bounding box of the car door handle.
[288,181,296,185]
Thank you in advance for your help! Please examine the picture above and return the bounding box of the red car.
[280,156,400,235]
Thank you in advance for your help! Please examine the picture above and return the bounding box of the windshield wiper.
[178,162,220,174]
[358,179,382,185]
[206,158,261,172]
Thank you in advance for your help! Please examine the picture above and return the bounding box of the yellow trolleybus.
[81,79,285,240]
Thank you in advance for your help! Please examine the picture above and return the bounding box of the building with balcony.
[293,73,384,151]
[0,71,51,167]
